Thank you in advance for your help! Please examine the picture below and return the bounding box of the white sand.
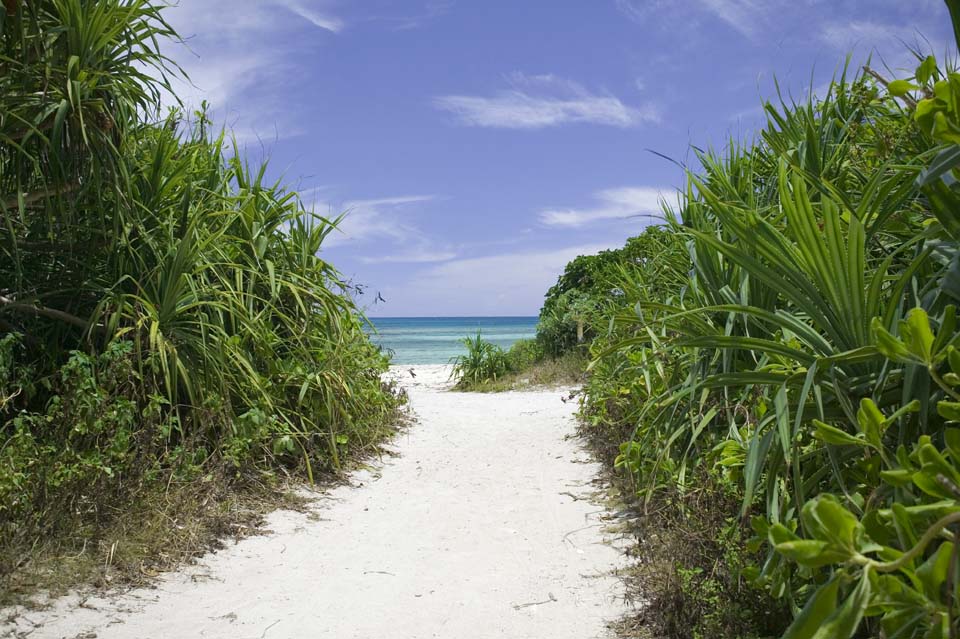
[3,365,627,639]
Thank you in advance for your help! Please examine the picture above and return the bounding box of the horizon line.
[366,315,540,319]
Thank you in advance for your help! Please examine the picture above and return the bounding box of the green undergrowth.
[578,414,788,639]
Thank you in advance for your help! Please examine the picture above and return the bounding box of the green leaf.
[810,568,873,639]
[917,146,960,188]
[775,384,792,461]
[856,399,884,448]
[813,420,866,447]
[872,318,916,364]
[949,347,960,374]
[916,541,953,599]
[917,443,960,492]
[776,539,852,567]
[888,79,920,96]
[938,401,960,422]
[741,426,776,517]
[902,308,935,365]
[880,468,914,487]
[945,428,960,460]
[768,522,799,546]
[801,494,860,549]
[917,55,938,85]
[782,576,841,639]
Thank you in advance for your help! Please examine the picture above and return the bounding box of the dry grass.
[0,470,292,607]
[455,352,587,393]
[0,406,411,609]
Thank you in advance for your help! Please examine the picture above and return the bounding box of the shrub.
[504,338,545,371]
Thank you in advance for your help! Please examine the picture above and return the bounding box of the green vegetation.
[543,4,960,636]
[450,332,511,387]
[450,335,584,391]
[0,0,402,596]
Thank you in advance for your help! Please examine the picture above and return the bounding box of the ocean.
[367,317,539,365]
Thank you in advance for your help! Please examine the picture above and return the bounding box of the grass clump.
[449,332,511,388]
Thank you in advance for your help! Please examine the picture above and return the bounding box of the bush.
[504,338,545,371]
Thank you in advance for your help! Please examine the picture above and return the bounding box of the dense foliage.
[0,0,401,572]
[542,4,960,636]
[537,226,687,357]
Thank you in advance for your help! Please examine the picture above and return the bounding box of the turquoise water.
[368,317,538,365]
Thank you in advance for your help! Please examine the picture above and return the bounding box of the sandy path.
[3,365,626,639]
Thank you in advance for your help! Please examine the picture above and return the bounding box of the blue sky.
[162,1,954,316]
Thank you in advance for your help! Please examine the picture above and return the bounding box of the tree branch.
[1,181,81,211]
[0,294,91,330]
[863,65,918,109]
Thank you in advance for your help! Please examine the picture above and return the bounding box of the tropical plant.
[0,0,402,573]
[558,8,960,635]
[450,332,511,387]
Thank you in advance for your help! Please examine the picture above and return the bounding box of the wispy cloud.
[314,194,457,264]
[615,0,773,40]
[697,0,766,38]
[617,0,952,54]
[820,21,918,50]
[361,250,458,264]
[320,195,436,245]
[277,0,344,32]
[160,1,343,142]
[384,0,455,31]
[434,73,659,129]
[818,18,952,75]
[539,187,672,228]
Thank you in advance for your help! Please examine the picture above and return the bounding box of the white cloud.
[372,243,622,316]
[697,0,766,37]
[158,1,342,142]
[277,0,344,32]
[360,250,458,264]
[434,73,659,129]
[317,195,436,245]
[386,0,455,30]
[314,194,456,264]
[820,21,918,50]
[818,20,953,77]
[615,0,772,39]
[539,187,672,227]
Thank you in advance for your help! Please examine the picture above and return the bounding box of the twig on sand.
[258,619,281,638]
[363,570,396,576]
[559,491,583,501]
[512,592,558,610]
[563,523,603,547]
